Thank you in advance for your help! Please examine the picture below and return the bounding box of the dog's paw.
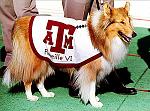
[95,96,100,102]
[89,97,103,108]
[42,92,55,98]
[27,95,39,101]
[90,101,103,108]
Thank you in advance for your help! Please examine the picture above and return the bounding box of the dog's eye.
[120,21,125,24]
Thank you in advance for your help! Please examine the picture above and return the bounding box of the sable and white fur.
[3,2,136,108]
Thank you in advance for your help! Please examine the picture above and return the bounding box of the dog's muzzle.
[118,31,137,43]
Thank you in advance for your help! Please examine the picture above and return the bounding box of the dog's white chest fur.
[110,36,128,65]
[98,37,128,79]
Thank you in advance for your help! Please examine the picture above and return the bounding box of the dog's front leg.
[89,81,103,108]
[24,82,39,101]
[36,77,55,98]
[76,64,103,108]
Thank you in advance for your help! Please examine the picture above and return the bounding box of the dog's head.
[103,2,137,43]
[88,2,137,60]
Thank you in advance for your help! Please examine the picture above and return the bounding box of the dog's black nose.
[132,31,137,37]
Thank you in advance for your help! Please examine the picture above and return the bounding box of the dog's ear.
[103,2,111,16]
[124,2,130,12]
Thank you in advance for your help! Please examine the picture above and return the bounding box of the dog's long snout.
[132,31,137,38]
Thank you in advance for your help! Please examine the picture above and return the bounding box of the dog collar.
[76,24,87,29]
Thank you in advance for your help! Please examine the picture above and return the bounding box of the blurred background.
[36,0,150,28]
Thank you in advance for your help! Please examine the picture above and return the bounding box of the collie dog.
[3,2,136,108]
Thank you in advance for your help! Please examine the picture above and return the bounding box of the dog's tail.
[2,16,32,87]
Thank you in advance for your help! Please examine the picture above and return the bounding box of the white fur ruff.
[97,36,128,83]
